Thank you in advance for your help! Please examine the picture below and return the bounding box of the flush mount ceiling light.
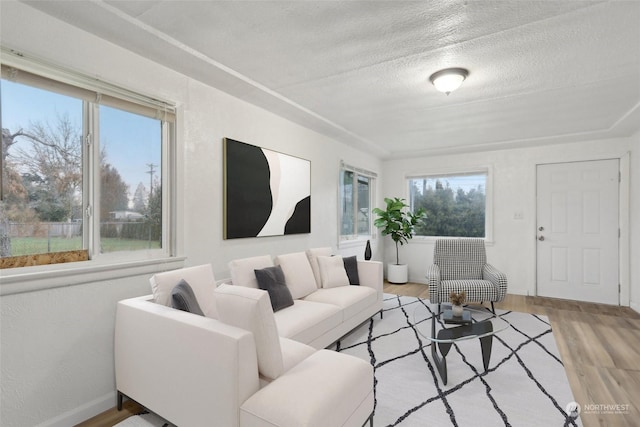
[429,68,469,95]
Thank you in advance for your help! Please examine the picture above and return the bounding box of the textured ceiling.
[19,0,640,159]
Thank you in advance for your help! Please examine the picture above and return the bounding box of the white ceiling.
[20,0,640,159]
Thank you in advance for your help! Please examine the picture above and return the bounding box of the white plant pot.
[387,263,408,284]
[452,304,464,317]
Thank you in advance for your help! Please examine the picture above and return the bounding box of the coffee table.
[414,305,511,385]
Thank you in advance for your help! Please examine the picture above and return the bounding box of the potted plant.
[373,197,426,284]
[449,291,466,317]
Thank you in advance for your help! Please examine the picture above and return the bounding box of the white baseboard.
[630,301,640,314]
[35,392,115,427]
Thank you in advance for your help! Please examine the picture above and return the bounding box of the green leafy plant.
[373,197,426,265]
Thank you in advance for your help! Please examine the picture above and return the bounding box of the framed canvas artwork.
[223,138,311,239]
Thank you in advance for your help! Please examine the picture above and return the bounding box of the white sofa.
[115,249,383,427]
[225,249,384,349]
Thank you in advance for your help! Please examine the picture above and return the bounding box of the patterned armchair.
[426,239,507,314]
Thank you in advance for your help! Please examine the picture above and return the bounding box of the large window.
[408,170,490,238]
[1,60,174,266]
[340,163,375,240]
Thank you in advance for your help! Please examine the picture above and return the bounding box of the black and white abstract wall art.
[223,138,311,239]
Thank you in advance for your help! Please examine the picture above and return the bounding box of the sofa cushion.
[279,337,316,376]
[305,247,332,288]
[317,255,350,288]
[342,255,360,285]
[240,350,373,427]
[150,264,218,318]
[170,279,205,316]
[214,284,284,381]
[254,265,294,312]
[441,279,498,302]
[258,337,317,388]
[273,300,342,344]
[229,255,274,288]
[302,286,377,321]
[275,252,318,299]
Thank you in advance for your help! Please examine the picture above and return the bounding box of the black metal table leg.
[479,334,493,371]
[431,317,494,384]
[431,313,454,384]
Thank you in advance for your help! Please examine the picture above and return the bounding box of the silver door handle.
[538,236,545,241]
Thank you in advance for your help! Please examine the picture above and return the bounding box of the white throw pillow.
[149,264,218,319]
[275,252,318,299]
[317,255,350,289]
[305,247,332,288]
[228,255,274,288]
[214,284,284,381]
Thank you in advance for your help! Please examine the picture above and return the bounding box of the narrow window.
[339,164,375,240]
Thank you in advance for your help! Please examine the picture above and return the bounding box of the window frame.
[406,166,493,243]
[0,48,179,287]
[338,162,376,245]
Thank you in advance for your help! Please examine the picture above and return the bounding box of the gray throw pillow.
[254,265,294,312]
[171,279,205,316]
[343,255,360,285]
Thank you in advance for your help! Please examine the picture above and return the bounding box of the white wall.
[630,131,640,313]
[0,3,382,426]
[181,77,382,277]
[382,137,636,300]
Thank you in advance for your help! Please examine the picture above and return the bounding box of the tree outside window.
[1,69,169,264]
[1,84,83,258]
[408,173,487,238]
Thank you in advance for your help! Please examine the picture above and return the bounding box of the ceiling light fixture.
[429,68,469,95]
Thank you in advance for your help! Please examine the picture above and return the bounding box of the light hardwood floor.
[78,283,640,427]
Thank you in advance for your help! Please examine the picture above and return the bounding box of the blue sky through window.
[2,79,161,198]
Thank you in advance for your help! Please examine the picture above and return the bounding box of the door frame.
[534,153,630,306]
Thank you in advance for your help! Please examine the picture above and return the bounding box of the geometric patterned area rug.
[116,294,581,427]
[332,294,582,427]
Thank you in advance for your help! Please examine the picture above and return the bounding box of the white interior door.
[536,159,619,305]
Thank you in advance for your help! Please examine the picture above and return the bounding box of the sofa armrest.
[357,260,383,296]
[115,296,259,427]
[425,264,441,303]
[483,264,508,302]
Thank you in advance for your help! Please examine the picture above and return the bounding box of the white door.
[536,159,619,305]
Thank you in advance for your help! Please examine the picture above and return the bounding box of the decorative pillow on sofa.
[229,255,274,288]
[149,264,218,318]
[170,279,205,316]
[254,265,295,312]
[214,284,285,381]
[305,247,332,288]
[317,255,350,288]
[275,252,318,299]
[342,255,360,285]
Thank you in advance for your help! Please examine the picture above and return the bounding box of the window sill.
[0,256,186,296]
[410,236,495,246]
[338,237,372,250]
